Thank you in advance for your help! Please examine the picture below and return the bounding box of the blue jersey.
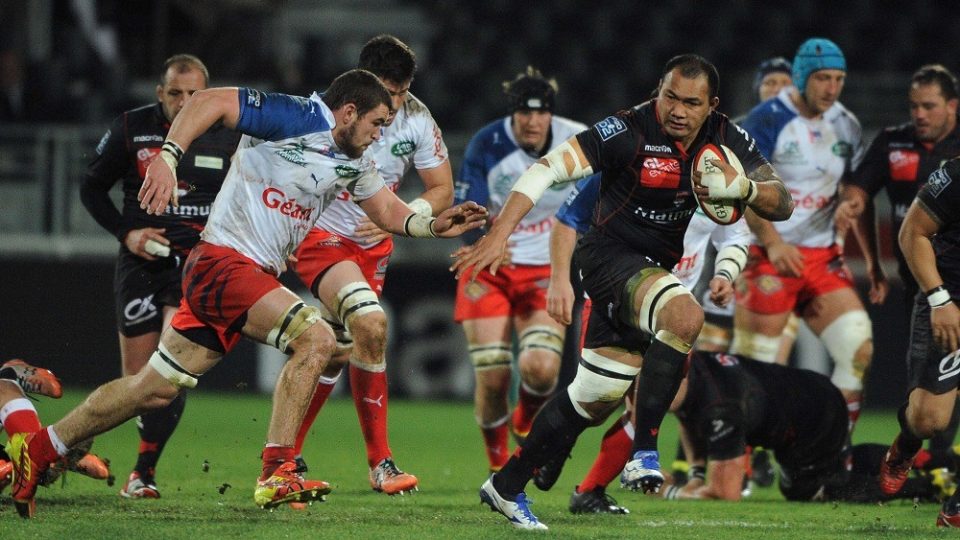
[555,176,600,234]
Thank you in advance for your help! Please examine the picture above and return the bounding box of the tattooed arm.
[746,164,794,221]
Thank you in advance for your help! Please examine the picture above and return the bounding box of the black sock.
[929,398,960,464]
[631,338,687,454]
[675,438,687,463]
[135,391,187,476]
[494,391,591,498]
[895,403,923,457]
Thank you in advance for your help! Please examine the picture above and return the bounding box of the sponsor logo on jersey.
[595,116,627,141]
[261,187,315,220]
[334,165,361,178]
[391,140,415,156]
[136,147,161,178]
[275,140,308,167]
[888,150,920,182]
[715,353,739,366]
[633,205,695,223]
[774,141,806,165]
[494,173,515,196]
[245,88,263,108]
[832,141,853,158]
[639,157,681,188]
[133,135,165,143]
[96,130,111,154]
[939,350,960,382]
[644,144,673,154]
[926,168,953,198]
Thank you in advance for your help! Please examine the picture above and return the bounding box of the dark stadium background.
[1,0,956,407]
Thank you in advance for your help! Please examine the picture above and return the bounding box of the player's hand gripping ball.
[692,144,747,225]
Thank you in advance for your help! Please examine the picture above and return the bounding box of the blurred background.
[1,0,956,406]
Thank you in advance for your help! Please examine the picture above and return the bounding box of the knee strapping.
[821,310,872,391]
[335,281,382,332]
[632,272,694,334]
[518,325,564,357]
[266,301,328,354]
[148,342,200,389]
[319,303,353,351]
[470,342,512,371]
[730,329,781,363]
[567,349,640,419]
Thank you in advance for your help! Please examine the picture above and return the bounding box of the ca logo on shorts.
[938,350,960,382]
[124,295,158,326]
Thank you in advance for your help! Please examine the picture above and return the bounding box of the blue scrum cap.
[792,38,846,94]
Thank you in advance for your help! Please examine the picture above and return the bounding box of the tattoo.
[747,164,794,221]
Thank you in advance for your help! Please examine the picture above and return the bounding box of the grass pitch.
[0,390,945,538]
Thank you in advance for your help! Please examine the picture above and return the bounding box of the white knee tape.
[349,355,386,373]
[148,342,199,389]
[567,349,640,419]
[729,330,781,363]
[319,302,353,351]
[470,342,512,371]
[821,310,872,392]
[638,273,693,334]
[518,325,564,357]
[336,282,383,333]
[266,302,329,354]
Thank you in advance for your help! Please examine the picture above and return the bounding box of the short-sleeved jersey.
[741,88,864,248]
[916,158,960,293]
[676,352,845,461]
[313,92,448,247]
[555,175,749,289]
[576,101,767,269]
[201,89,385,275]
[455,115,586,265]
[849,119,960,248]
[83,103,241,253]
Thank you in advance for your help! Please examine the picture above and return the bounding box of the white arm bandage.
[406,197,433,216]
[511,140,594,204]
[713,244,749,282]
[403,212,437,237]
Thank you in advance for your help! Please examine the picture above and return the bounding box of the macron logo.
[644,144,673,153]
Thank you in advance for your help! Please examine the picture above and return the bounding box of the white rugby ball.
[692,144,746,225]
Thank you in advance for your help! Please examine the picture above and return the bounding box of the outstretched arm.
[358,186,487,239]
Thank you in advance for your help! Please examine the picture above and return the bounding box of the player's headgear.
[792,38,846,94]
[503,66,558,113]
[752,57,792,96]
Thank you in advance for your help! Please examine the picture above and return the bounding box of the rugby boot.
[879,435,918,495]
[938,499,960,528]
[369,457,418,495]
[6,431,53,518]
[120,469,160,499]
[569,486,630,514]
[0,359,62,398]
[621,450,665,494]
[479,475,548,530]
[254,460,331,509]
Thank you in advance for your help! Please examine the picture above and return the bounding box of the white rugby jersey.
[741,87,864,247]
[201,89,385,274]
[313,92,448,247]
[456,115,585,265]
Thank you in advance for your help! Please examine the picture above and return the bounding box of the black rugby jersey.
[576,101,768,269]
[676,352,845,461]
[81,102,241,254]
[916,158,960,294]
[849,118,960,270]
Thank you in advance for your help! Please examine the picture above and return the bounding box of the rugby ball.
[692,144,746,225]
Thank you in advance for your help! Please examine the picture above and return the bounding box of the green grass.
[0,390,947,538]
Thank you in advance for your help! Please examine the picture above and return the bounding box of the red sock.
[30,428,63,466]
[260,446,294,480]
[0,400,41,435]
[350,363,391,467]
[512,383,551,438]
[846,396,861,434]
[481,421,510,471]
[579,415,633,493]
[294,379,337,455]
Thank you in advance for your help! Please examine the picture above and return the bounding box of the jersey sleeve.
[412,112,449,171]
[845,116,867,179]
[555,175,600,233]
[700,403,747,461]
[235,88,331,142]
[575,113,639,172]
[710,214,751,251]
[346,166,387,202]
[723,119,770,176]
[917,160,960,224]
[847,129,889,196]
[80,114,128,239]
[455,131,490,206]
[739,104,778,161]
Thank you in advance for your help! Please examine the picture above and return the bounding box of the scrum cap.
[792,38,846,94]
[503,66,558,113]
